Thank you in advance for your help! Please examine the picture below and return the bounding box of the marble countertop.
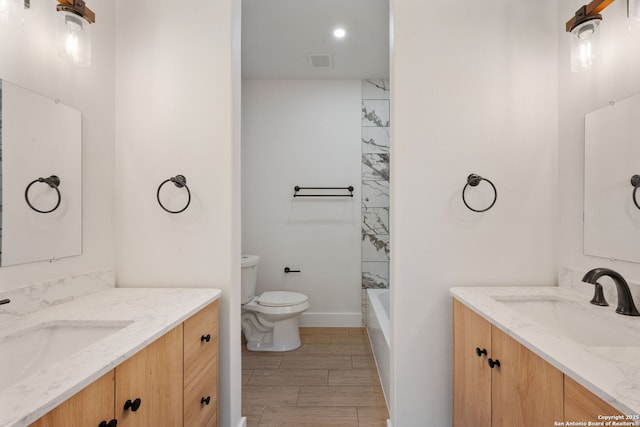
[0,287,221,427]
[451,286,640,418]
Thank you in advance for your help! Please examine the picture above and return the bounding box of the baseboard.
[299,312,362,327]
[237,416,247,427]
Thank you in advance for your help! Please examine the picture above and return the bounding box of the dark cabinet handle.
[475,347,487,357]
[99,420,117,427]
[488,358,501,369]
[124,398,142,412]
[201,396,211,405]
[201,334,211,342]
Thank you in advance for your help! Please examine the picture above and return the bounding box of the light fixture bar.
[566,0,615,31]
[56,0,94,23]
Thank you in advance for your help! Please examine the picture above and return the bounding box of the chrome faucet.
[0,298,10,306]
[582,268,640,316]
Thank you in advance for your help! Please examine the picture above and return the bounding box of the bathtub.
[366,288,390,408]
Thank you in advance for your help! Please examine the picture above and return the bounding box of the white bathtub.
[366,288,390,408]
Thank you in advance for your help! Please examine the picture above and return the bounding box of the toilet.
[241,255,310,352]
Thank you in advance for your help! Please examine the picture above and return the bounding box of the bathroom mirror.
[584,92,640,263]
[0,79,82,266]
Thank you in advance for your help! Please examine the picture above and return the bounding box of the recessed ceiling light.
[333,28,346,38]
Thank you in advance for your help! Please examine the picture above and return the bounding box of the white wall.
[390,0,558,425]
[114,1,242,426]
[558,0,640,284]
[0,0,115,291]
[242,80,362,326]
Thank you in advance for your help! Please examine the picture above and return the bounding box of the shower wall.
[361,79,390,323]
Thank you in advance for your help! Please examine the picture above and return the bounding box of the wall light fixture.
[55,0,95,67]
[566,0,615,72]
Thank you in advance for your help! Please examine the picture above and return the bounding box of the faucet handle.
[590,282,609,307]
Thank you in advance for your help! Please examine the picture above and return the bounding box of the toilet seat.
[243,294,310,316]
[257,291,308,307]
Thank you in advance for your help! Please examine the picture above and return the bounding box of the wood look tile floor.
[242,327,389,427]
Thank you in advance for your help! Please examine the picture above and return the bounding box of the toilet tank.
[241,255,260,304]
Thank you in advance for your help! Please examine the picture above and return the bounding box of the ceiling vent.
[307,53,333,68]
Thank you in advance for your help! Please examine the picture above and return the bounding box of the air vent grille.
[307,53,333,68]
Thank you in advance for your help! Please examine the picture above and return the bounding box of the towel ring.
[632,175,640,210]
[24,175,61,214]
[157,174,191,214]
[462,174,497,213]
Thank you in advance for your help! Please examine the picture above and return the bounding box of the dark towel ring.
[631,175,640,210]
[462,174,497,213]
[24,175,61,214]
[157,174,191,214]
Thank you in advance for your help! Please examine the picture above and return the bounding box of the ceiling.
[242,0,390,80]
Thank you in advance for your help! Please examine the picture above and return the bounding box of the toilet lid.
[258,291,308,307]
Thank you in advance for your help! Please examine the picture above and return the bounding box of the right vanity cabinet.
[565,376,623,422]
[453,299,563,427]
[454,298,628,427]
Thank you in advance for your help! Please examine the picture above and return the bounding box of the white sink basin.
[0,321,131,390]
[495,297,640,347]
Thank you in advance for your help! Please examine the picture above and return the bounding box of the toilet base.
[242,312,303,352]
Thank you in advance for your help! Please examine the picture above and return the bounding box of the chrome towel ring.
[632,175,640,210]
[24,175,61,214]
[157,174,191,214]
[462,174,497,213]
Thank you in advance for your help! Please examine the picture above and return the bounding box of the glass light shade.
[0,0,21,24]
[57,10,91,67]
[570,18,601,72]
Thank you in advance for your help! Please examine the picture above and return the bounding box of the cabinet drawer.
[184,300,218,386]
[184,354,218,427]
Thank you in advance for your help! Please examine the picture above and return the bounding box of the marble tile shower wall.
[361,80,390,324]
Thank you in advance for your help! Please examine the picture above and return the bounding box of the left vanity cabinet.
[115,325,183,427]
[29,300,219,427]
[29,371,116,427]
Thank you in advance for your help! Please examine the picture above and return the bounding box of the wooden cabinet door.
[116,325,184,427]
[30,370,115,427]
[453,299,491,427]
[491,326,563,427]
[184,301,219,427]
[565,376,622,422]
